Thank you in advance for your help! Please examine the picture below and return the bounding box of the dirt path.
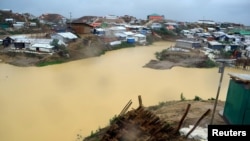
[149,100,226,127]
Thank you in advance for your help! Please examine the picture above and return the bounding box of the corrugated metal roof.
[109,26,126,31]
[57,32,78,39]
[228,73,250,83]
[208,41,223,46]
[114,33,126,37]
[31,43,54,49]
[134,34,146,37]
[123,31,134,36]
[176,39,200,44]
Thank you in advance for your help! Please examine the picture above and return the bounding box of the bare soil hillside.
[83,100,226,141]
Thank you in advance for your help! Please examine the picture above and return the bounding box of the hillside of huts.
[1,11,250,68]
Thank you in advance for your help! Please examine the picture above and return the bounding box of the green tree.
[51,39,68,57]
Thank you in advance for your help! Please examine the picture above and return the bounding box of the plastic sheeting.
[179,125,208,141]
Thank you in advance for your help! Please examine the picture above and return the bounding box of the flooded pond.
[0,41,248,141]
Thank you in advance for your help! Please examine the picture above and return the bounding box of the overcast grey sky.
[1,0,250,25]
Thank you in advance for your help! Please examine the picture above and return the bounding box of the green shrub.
[36,60,64,67]
[109,115,118,125]
[194,95,202,101]
[155,49,168,61]
[158,101,165,107]
[113,42,135,49]
[180,93,186,101]
[154,27,176,36]
[208,97,215,100]
[204,58,217,68]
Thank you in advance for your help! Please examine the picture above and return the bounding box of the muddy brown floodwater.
[0,41,248,141]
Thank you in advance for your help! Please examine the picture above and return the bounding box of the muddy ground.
[0,35,106,67]
[83,100,226,141]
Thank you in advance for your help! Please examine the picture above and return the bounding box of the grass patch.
[147,101,167,111]
[36,60,65,67]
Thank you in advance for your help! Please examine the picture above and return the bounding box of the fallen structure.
[99,96,211,141]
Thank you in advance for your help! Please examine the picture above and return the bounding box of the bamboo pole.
[138,95,143,107]
[185,109,211,138]
[175,103,191,134]
[119,100,132,116]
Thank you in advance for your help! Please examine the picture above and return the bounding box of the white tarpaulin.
[179,125,208,141]
[246,46,250,51]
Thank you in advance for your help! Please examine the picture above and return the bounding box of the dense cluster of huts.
[178,21,250,59]
[1,32,78,54]
[0,24,149,54]
[0,10,154,54]
[1,9,250,58]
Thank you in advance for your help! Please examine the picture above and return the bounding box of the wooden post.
[138,95,143,107]
[210,62,225,125]
[185,109,211,138]
[119,100,132,116]
[175,103,191,134]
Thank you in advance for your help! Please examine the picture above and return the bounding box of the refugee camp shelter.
[2,37,14,47]
[105,26,126,37]
[150,22,162,30]
[175,39,202,49]
[13,38,30,49]
[134,33,146,44]
[51,32,78,43]
[147,13,164,21]
[93,28,105,36]
[223,73,250,125]
[208,41,225,50]
[29,43,54,53]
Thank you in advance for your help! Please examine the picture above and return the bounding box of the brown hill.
[0,10,27,22]
[83,96,226,141]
